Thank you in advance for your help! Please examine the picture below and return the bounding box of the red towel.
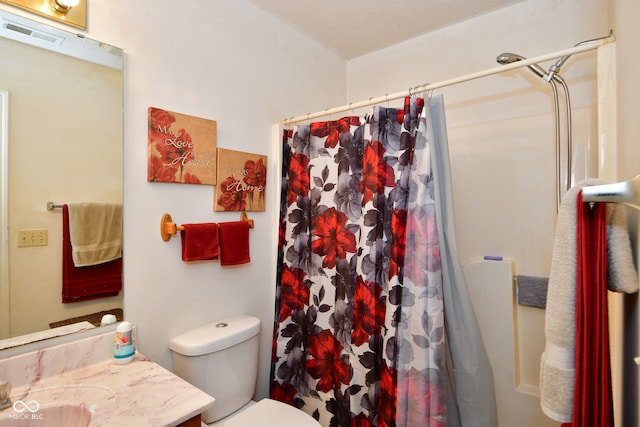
[564,192,613,426]
[180,223,219,261]
[62,205,122,303]
[218,221,250,266]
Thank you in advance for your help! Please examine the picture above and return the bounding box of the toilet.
[169,315,320,426]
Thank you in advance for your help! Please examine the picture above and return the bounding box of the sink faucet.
[0,380,10,410]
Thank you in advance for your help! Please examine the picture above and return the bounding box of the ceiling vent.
[1,19,64,46]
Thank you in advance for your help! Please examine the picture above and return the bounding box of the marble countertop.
[6,354,214,426]
[0,328,215,426]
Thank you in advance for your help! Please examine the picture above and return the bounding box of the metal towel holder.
[160,212,254,242]
[582,173,640,209]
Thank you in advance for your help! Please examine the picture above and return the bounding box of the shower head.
[496,52,548,80]
[495,52,525,65]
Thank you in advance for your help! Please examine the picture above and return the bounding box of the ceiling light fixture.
[51,0,80,14]
[0,0,87,29]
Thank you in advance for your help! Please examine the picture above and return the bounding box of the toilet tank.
[169,315,261,423]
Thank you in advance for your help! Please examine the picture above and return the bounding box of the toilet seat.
[221,398,320,427]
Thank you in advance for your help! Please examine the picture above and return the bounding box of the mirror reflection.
[0,10,124,347]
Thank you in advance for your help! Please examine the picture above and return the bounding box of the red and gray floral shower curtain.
[271,96,497,427]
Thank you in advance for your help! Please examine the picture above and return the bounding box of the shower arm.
[545,31,613,82]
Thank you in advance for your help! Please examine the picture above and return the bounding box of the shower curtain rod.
[281,36,614,126]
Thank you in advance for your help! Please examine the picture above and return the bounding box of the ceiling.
[248,0,525,59]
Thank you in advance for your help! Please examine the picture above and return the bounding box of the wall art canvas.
[147,107,217,185]
[215,148,267,212]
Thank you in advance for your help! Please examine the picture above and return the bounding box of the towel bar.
[582,173,640,209]
[160,212,254,242]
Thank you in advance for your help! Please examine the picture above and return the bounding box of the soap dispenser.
[113,321,135,364]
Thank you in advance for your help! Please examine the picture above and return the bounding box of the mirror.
[0,10,123,348]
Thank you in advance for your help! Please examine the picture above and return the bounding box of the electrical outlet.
[17,229,48,247]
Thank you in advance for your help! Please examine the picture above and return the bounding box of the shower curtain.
[271,96,497,427]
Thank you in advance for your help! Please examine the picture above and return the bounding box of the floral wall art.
[215,148,267,212]
[147,107,217,185]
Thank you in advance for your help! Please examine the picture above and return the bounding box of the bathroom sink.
[0,384,112,427]
[0,403,91,427]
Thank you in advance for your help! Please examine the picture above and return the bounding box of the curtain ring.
[411,85,425,97]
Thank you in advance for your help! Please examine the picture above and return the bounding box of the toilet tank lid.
[169,315,261,356]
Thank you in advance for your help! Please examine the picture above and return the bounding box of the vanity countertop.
[8,353,214,426]
[0,328,215,426]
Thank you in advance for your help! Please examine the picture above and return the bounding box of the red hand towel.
[218,221,250,266]
[62,204,122,303]
[180,223,219,261]
[565,192,613,427]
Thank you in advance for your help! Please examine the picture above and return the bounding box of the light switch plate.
[17,229,48,247]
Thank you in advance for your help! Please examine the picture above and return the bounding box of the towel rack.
[47,202,63,210]
[582,173,640,209]
[160,212,254,242]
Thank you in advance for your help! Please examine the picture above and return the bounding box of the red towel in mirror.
[62,205,122,303]
[218,221,250,266]
[180,223,219,261]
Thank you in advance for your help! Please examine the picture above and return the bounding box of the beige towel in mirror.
[67,202,123,267]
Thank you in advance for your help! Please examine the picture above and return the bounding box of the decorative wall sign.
[215,148,267,212]
[147,107,217,185]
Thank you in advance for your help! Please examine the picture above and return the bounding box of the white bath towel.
[540,179,638,422]
[67,202,123,267]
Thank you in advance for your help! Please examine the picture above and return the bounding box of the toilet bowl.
[169,315,320,427]
[210,399,318,427]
